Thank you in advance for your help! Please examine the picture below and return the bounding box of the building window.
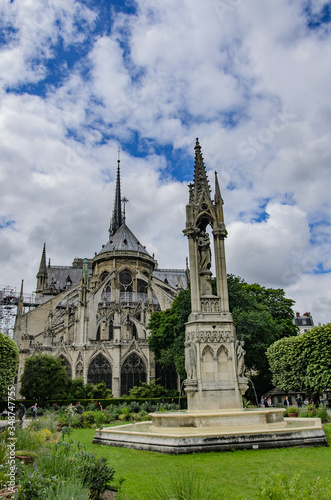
[88,354,112,389]
[96,325,100,341]
[65,275,72,289]
[138,279,148,293]
[120,354,146,396]
[119,270,132,292]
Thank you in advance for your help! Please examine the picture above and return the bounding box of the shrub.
[256,472,331,499]
[35,441,115,499]
[73,450,115,499]
[16,464,60,499]
[0,332,19,400]
[95,411,107,428]
[29,411,59,434]
[83,382,113,400]
[44,479,90,500]
[153,467,220,499]
[129,382,177,399]
[299,404,317,418]
[57,408,81,428]
[316,405,330,423]
[15,427,43,452]
[80,411,107,428]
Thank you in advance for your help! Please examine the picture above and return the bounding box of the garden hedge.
[0,396,187,413]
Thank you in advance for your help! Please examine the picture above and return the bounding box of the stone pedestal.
[184,309,249,411]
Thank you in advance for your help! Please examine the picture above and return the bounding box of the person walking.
[76,402,83,415]
[18,402,26,426]
[32,403,38,420]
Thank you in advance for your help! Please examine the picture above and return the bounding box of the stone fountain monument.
[93,140,328,453]
[183,138,249,411]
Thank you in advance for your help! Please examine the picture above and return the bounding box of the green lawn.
[71,424,331,499]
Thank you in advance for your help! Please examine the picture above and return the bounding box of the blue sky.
[0,0,331,324]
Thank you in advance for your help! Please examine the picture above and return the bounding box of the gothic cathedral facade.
[14,156,188,398]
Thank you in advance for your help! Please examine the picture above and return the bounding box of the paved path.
[0,419,31,429]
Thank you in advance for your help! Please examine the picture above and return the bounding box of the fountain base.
[93,409,328,454]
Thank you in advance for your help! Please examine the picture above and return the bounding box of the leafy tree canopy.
[148,275,298,395]
[21,356,114,402]
[148,289,191,380]
[0,332,19,400]
[267,323,331,397]
[228,275,298,393]
[20,354,69,401]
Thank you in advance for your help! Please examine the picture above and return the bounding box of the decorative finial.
[122,196,129,223]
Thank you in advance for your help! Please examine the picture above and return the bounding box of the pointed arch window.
[65,275,72,290]
[120,354,146,396]
[88,354,112,389]
[96,325,100,341]
[101,272,110,282]
[119,270,132,292]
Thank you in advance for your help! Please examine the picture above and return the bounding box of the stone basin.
[93,409,328,454]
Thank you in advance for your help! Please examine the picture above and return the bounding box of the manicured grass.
[71,424,331,499]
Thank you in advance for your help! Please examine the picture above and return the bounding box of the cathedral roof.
[98,223,151,256]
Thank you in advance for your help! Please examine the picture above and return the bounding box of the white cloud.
[226,203,311,287]
[0,0,331,327]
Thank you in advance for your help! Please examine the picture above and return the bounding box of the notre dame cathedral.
[14,154,188,398]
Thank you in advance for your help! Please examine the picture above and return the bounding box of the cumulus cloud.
[226,203,311,287]
[0,0,330,326]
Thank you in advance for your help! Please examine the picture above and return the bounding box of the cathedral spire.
[36,243,47,292]
[109,149,123,237]
[39,243,47,274]
[193,138,211,204]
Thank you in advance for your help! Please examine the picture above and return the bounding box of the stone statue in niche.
[236,340,246,378]
[185,341,197,380]
[198,231,212,272]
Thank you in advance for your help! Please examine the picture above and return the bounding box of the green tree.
[148,276,298,396]
[240,281,298,338]
[0,332,19,400]
[148,289,191,380]
[267,323,331,398]
[228,275,298,395]
[20,354,69,401]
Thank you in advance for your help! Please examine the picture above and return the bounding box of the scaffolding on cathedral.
[0,285,36,336]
